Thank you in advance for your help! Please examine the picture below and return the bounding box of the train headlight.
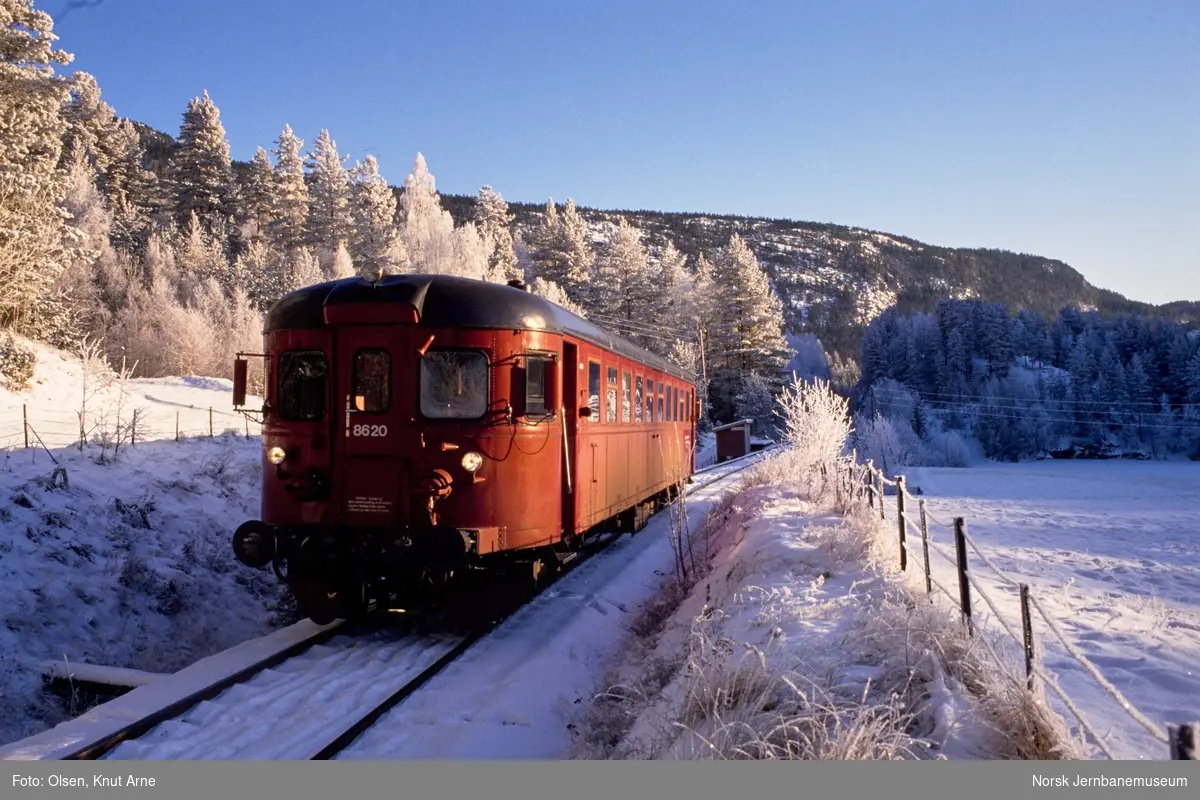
[267,446,287,465]
[461,451,483,473]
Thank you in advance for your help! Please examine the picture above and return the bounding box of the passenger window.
[635,376,643,423]
[658,387,664,422]
[588,361,601,421]
[622,372,631,423]
[686,390,692,421]
[607,367,618,423]
[420,350,488,419]
[665,385,672,421]
[278,350,327,421]
[525,355,549,416]
[646,379,654,421]
[352,349,390,412]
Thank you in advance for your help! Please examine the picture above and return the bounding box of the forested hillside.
[2,0,1197,441]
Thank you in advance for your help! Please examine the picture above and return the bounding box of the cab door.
[332,327,409,530]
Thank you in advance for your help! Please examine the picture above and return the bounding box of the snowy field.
[0,341,284,748]
[0,339,260,452]
[904,460,1200,760]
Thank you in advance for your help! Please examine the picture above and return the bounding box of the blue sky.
[50,0,1198,304]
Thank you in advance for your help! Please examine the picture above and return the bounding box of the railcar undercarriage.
[233,519,569,625]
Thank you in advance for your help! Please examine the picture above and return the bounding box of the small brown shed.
[712,418,754,463]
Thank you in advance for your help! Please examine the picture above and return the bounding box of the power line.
[870,385,1197,410]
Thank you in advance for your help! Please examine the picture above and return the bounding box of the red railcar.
[230,274,699,624]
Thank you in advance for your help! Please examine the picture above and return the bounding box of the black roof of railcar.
[264,274,695,382]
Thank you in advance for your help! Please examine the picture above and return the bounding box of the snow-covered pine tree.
[527,198,594,304]
[473,185,519,282]
[268,124,309,260]
[0,0,74,331]
[653,239,694,338]
[239,146,276,240]
[526,198,559,277]
[348,155,404,278]
[100,119,157,250]
[590,218,656,349]
[398,153,456,274]
[557,199,595,303]
[452,222,490,282]
[304,130,352,254]
[169,90,235,232]
[60,71,119,175]
[706,234,791,422]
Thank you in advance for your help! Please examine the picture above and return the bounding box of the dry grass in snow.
[567,378,1080,761]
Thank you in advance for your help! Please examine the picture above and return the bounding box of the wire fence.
[855,458,1197,761]
[0,402,261,458]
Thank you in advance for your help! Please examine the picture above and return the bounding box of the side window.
[646,379,654,422]
[658,386,664,422]
[686,390,692,421]
[622,371,631,423]
[420,350,489,419]
[352,349,390,412]
[588,361,601,421]
[606,366,618,423]
[525,355,548,416]
[635,376,643,423]
[675,387,682,421]
[278,350,327,421]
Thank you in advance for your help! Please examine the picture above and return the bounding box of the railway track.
[2,446,775,762]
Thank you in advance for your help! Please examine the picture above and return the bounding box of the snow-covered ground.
[562,455,1071,761]
[0,338,260,452]
[904,460,1200,760]
[0,340,284,748]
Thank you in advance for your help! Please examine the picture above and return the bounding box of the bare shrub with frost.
[768,374,862,509]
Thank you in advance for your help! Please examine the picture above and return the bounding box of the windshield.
[420,350,488,419]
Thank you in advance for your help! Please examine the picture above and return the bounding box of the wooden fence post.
[1020,583,1035,691]
[878,471,885,520]
[1168,723,1196,759]
[175,411,180,442]
[209,407,214,438]
[919,499,932,595]
[896,476,907,571]
[866,461,875,508]
[23,404,29,449]
[953,517,973,637]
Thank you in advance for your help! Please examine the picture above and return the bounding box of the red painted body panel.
[258,324,697,553]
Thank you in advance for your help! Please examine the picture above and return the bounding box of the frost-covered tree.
[100,119,158,249]
[398,153,456,274]
[591,218,656,348]
[474,185,519,282]
[268,124,308,256]
[239,146,275,239]
[452,222,490,282]
[169,90,235,231]
[304,129,352,251]
[348,155,404,278]
[60,71,118,174]
[0,0,74,330]
[529,198,593,303]
[707,234,791,422]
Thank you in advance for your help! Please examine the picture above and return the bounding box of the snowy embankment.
[904,461,1200,760]
[0,337,286,748]
[566,380,1075,761]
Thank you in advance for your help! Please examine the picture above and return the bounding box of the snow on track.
[333,453,768,759]
[101,630,465,760]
